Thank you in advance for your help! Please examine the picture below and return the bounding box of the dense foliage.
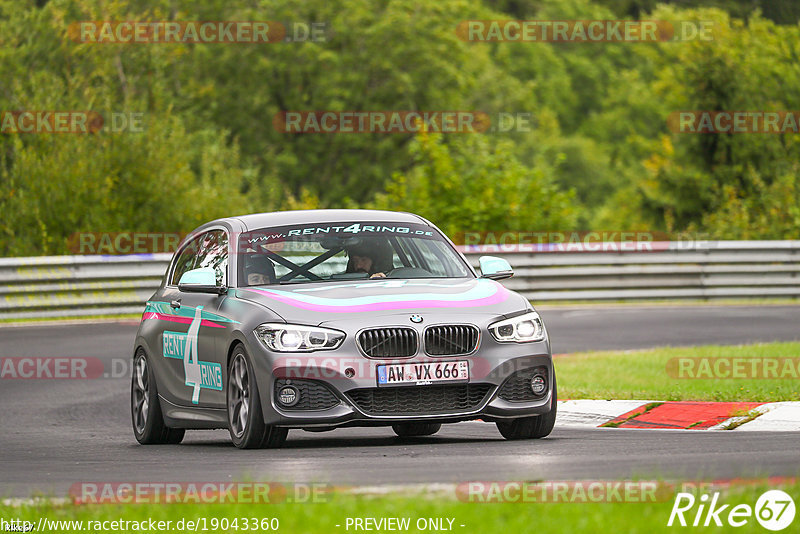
[1,0,798,256]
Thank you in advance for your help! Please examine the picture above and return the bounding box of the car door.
[160,229,229,409]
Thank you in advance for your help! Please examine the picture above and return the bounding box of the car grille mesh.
[346,384,494,415]
[498,367,549,402]
[424,325,479,356]
[274,379,340,410]
[358,327,418,358]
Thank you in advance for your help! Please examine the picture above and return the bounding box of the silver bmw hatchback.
[131,209,556,448]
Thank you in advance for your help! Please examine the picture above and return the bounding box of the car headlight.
[255,323,345,352]
[488,311,546,343]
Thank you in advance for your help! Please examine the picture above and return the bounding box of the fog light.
[530,374,547,395]
[278,385,299,407]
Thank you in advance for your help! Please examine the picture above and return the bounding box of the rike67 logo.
[668,490,795,531]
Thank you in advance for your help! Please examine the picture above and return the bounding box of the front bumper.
[247,329,554,427]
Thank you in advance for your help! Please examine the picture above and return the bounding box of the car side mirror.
[178,267,226,294]
[478,256,514,281]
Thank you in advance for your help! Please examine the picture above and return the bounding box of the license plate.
[377,361,469,386]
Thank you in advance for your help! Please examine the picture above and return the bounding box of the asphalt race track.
[1,305,799,498]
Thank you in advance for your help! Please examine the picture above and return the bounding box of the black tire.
[392,422,442,437]
[227,344,288,449]
[131,349,185,445]
[496,372,557,440]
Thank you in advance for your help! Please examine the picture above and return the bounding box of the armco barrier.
[0,253,171,320]
[486,240,800,302]
[0,241,798,320]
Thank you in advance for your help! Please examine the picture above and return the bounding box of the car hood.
[235,278,527,325]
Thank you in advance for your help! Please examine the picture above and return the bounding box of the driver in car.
[346,240,393,279]
[243,255,275,286]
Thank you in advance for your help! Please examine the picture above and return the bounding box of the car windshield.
[237,222,472,286]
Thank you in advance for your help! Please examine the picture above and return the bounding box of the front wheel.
[496,372,557,440]
[131,349,185,445]
[227,345,288,449]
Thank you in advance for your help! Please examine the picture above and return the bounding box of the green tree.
[372,131,577,236]
[628,8,800,237]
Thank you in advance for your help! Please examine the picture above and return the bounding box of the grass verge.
[1,480,797,533]
[557,342,800,402]
[0,314,141,325]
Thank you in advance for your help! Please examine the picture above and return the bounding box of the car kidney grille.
[274,379,340,410]
[346,383,494,415]
[358,327,417,358]
[424,325,479,356]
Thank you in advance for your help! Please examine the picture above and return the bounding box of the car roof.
[226,209,428,231]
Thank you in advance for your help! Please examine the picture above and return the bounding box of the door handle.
[170,299,181,309]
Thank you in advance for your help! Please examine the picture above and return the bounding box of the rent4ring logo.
[668,490,796,530]
[162,307,222,404]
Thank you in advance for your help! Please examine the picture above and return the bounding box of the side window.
[194,230,229,286]
[170,235,203,285]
